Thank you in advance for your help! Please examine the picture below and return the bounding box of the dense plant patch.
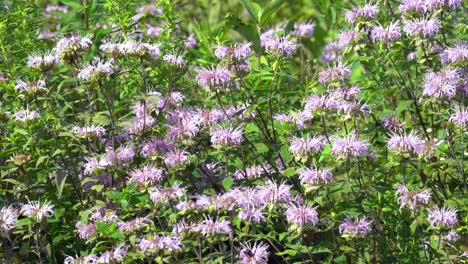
[0,0,466,263]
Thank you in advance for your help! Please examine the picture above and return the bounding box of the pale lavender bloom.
[337,30,362,47]
[196,108,226,125]
[119,39,160,58]
[150,184,185,204]
[407,51,418,60]
[426,0,462,10]
[441,44,468,65]
[185,33,197,48]
[258,180,292,203]
[285,204,319,226]
[194,216,232,236]
[83,156,103,176]
[128,165,163,184]
[238,207,266,223]
[196,65,232,88]
[215,45,230,59]
[339,217,372,237]
[370,22,401,43]
[304,94,338,112]
[15,79,48,97]
[298,167,333,185]
[116,145,135,163]
[427,206,458,228]
[422,69,459,98]
[55,34,92,60]
[443,230,460,242]
[20,200,54,221]
[382,116,405,131]
[78,58,114,82]
[45,5,70,13]
[27,50,59,70]
[318,61,352,84]
[118,217,149,232]
[14,108,39,122]
[260,29,276,47]
[72,125,105,138]
[64,254,98,264]
[331,85,361,100]
[403,17,440,38]
[263,36,297,57]
[239,241,269,264]
[395,185,431,210]
[0,206,18,233]
[345,4,379,24]
[292,21,316,38]
[164,149,190,168]
[449,105,468,126]
[233,163,272,180]
[137,235,183,253]
[97,245,127,263]
[141,138,173,156]
[399,0,427,14]
[132,4,163,21]
[320,41,344,62]
[167,118,200,141]
[76,222,97,240]
[37,29,56,40]
[332,133,369,157]
[233,43,253,60]
[388,131,426,155]
[289,135,326,157]
[89,209,118,223]
[163,53,186,67]
[210,125,244,147]
[146,25,163,37]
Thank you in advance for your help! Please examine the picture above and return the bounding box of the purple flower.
[133,4,163,21]
[289,135,326,157]
[0,206,18,233]
[370,22,401,43]
[78,58,115,82]
[196,65,232,89]
[116,145,135,163]
[442,230,460,242]
[20,200,54,221]
[239,241,269,264]
[345,4,379,24]
[167,118,200,141]
[388,131,426,155]
[426,0,462,10]
[163,53,186,67]
[146,24,163,37]
[304,94,338,112]
[210,125,244,147]
[285,204,319,226]
[423,69,459,98]
[194,215,232,236]
[395,185,431,210]
[55,34,92,60]
[185,33,197,48]
[141,138,173,156]
[331,85,361,100]
[137,235,183,253]
[403,17,440,38]
[97,245,127,263]
[238,207,266,223]
[318,61,352,84]
[72,124,105,139]
[441,43,468,65]
[150,184,185,204]
[399,0,427,14]
[320,41,344,62]
[118,217,149,232]
[164,149,190,168]
[263,36,297,57]
[331,133,369,157]
[233,163,271,180]
[339,217,372,237]
[337,30,363,47]
[292,21,316,38]
[64,254,98,264]
[128,165,163,184]
[89,209,119,223]
[27,50,59,70]
[14,108,39,122]
[75,222,96,240]
[15,79,48,98]
[382,116,405,131]
[449,105,468,126]
[258,180,292,203]
[298,166,333,185]
[427,206,458,228]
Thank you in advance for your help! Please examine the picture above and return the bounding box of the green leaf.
[261,0,285,25]
[254,143,268,154]
[60,0,83,10]
[276,249,297,256]
[239,0,261,23]
[222,177,233,191]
